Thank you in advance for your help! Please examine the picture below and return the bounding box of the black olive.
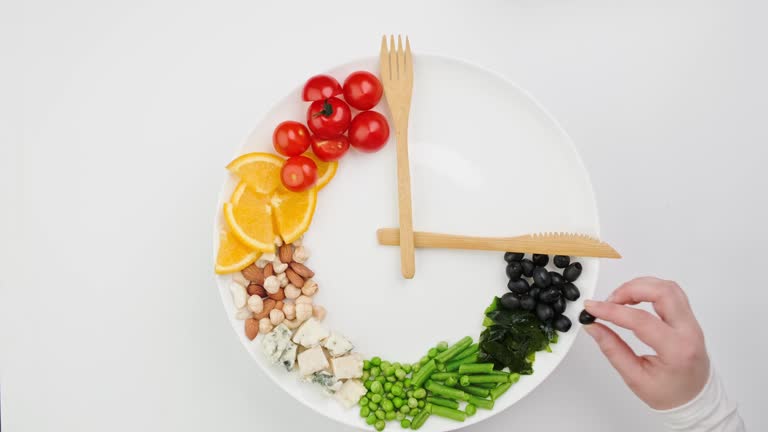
[500,293,521,310]
[539,287,562,304]
[536,303,554,321]
[553,315,572,332]
[505,262,523,280]
[552,297,566,314]
[520,295,536,311]
[549,271,565,286]
[507,278,530,294]
[532,254,549,267]
[561,282,581,301]
[564,262,583,282]
[553,255,570,269]
[528,286,541,301]
[520,259,535,277]
[504,252,524,263]
[532,267,551,288]
[579,309,596,324]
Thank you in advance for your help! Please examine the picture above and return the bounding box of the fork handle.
[395,124,416,278]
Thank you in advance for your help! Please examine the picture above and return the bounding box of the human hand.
[583,277,710,410]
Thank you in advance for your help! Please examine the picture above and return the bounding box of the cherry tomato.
[273,121,311,156]
[307,97,351,139]
[343,71,383,110]
[311,135,350,162]
[302,74,342,101]
[280,155,317,192]
[348,111,390,153]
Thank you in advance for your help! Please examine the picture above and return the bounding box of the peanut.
[301,279,318,296]
[244,318,259,340]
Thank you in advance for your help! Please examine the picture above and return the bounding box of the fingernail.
[584,300,597,308]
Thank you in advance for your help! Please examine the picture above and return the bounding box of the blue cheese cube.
[297,346,329,376]
[260,324,294,364]
[335,379,367,408]
[322,332,354,357]
[331,354,364,380]
[278,340,298,371]
[308,371,342,394]
[292,318,330,348]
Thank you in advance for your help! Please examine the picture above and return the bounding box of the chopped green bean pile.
[357,338,522,430]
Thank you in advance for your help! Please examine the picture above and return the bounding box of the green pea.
[386,376,397,383]
[393,362,402,369]
[399,405,410,414]
[370,366,381,377]
[371,381,383,394]
[386,393,394,400]
[412,364,420,373]
[371,357,382,366]
[428,348,438,358]
[381,361,391,370]
[404,378,412,388]
[418,400,425,408]
[400,419,411,428]
[385,411,396,421]
[408,397,418,408]
[363,360,371,370]
[364,380,373,390]
[413,388,427,399]
[409,409,420,418]
[382,399,394,412]
[369,402,379,411]
[384,367,395,377]
[391,385,403,397]
[360,396,369,406]
[384,382,393,392]
[395,369,406,380]
[362,372,371,382]
[375,409,386,420]
[375,376,386,384]
[403,364,412,374]
[393,397,404,408]
[371,394,382,403]
[396,411,405,421]
[406,390,414,398]
[366,413,377,425]
[360,406,370,418]
[374,419,385,431]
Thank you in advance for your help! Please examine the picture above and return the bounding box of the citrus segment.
[306,153,338,190]
[224,182,276,253]
[215,229,261,274]
[271,185,317,244]
[226,152,284,194]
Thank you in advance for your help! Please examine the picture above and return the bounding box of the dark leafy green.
[478,297,558,374]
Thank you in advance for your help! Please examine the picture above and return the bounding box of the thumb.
[584,323,645,385]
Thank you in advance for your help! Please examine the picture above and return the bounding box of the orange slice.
[271,185,317,244]
[224,182,276,253]
[306,153,338,190]
[226,152,284,194]
[215,228,261,274]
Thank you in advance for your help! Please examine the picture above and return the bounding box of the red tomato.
[343,71,383,110]
[273,121,311,156]
[348,111,390,152]
[280,155,317,192]
[311,135,350,162]
[302,74,342,101]
[306,97,351,139]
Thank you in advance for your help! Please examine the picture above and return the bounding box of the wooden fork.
[380,35,416,279]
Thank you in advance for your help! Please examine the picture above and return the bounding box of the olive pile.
[500,252,583,333]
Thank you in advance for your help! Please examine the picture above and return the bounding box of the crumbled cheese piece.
[308,371,342,394]
[335,379,367,408]
[331,354,364,380]
[297,346,329,376]
[278,341,297,371]
[260,324,293,364]
[322,332,354,357]
[292,318,330,348]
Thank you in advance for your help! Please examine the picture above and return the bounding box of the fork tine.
[380,35,390,80]
[405,36,413,78]
[389,35,398,79]
[397,35,405,77]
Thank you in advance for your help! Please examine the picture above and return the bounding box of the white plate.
[214,54,599,431]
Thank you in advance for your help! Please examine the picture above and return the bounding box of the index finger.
[608,277,695,328]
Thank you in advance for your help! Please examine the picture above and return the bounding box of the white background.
[2,1,766,431]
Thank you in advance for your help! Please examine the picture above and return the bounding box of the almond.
[274,301,284,311]
[263,263,274,278]
[279,243,294,264]
[268,287,286,301]
[285,268,305,288]
[289,262,314,279]
[241,264,265,284]
[254,299,276,320]
[244,318,259,340]
[247,283,268,298]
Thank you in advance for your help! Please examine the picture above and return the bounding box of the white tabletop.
[2,1,766,431]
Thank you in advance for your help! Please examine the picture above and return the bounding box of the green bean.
[490,382,512,400]
[419,356,430,365]
[426,396,459,409]
[456,385,490,398]
[444,376,458,386]
[475,382,498,389]
[428,404,466,422]
[509,373,521,384]
[430,372,459,381]
[435,362,446,372]
[458,363,494,375]
[436,341,449,352]
[460,374,510,385]
[488,370,510,375]
[445,353,478,372]
[435,336,473,363]
[453,343,479,361]
[425,381,469,401]
[411,360,436,388]
[428,348,438,358]
[410,409,430,430]
[465,404,477,416]
[467,395,494,410]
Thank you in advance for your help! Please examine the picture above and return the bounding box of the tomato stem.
[312,99,334,118]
